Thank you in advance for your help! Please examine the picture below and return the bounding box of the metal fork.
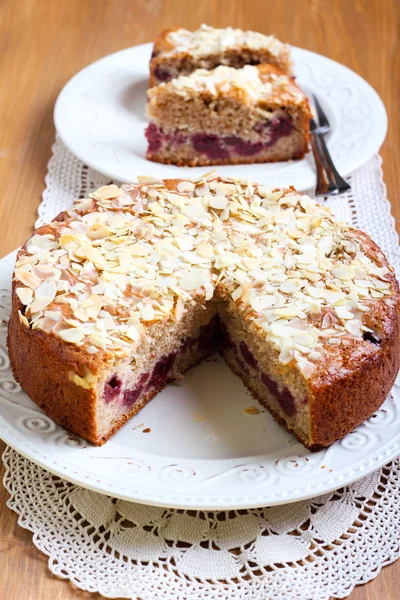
[310,94,351,196]
[309,117,337,196]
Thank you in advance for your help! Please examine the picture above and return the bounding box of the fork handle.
[317,133,351,193]
[309,132,337,196]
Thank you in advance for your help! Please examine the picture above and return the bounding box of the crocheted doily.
[4,447,400,600]
[2,139,400,600]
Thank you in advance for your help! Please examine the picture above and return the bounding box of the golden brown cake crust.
[151,27,178,56]
[7,207,106,443]
[7,177,400,448]
[307,233,400,448]
[7,294,100,443]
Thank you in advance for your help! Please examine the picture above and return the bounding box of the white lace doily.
[4,446,400,600]
[3,138,400,600]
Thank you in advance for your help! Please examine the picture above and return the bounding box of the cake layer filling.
[217,320,299,419]
[101,318,217,410]
[154,65,173,82]
[146,117,296,160]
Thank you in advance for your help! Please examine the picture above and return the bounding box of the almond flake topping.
[94,184,121,200]
[16,287,33,305]
[154,64,303,106]
[166,25,290,63]
[14,174,396,379]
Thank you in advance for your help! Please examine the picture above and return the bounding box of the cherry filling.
[261,372,279,398]
[240,342,258,369]
[236,356,250,377]
[146,123,185,153]
[279,388,297,417]
[192,134,229,160]
[261,372,296,417]
[148,352,177,389]
[270,117,294,137]
[123,373,149,408]
[217,321,236,352]
[145,123,163,153]
[104,325,298,419]
[198,317,218,354]
[225,136,263,156]
[362,331,381,345]
[154,66,171,82]
[104,376,122,404]
[146,116,294,160]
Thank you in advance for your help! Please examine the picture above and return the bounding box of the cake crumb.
[193,412,208,422]
[132,423,145,431]
[172,373,185,385]
[321,465,326,469]
[142,427,151,433]
[244,406,260,415]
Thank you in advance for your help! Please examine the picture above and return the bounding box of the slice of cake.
[146,64,311,166]
[8,175,400,448]
[150,24,292,86]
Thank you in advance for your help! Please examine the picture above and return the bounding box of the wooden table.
[0,1,399,597]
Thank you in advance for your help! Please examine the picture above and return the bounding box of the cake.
[146,64,311,166]
[149,24,292,86]
[8,175,400,449]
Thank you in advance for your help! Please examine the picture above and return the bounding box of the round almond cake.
[7,175,400,448]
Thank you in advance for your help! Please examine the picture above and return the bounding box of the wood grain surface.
[0,1,399,598]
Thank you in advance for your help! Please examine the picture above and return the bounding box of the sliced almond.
[209,196,228,210]
[174,297,185,321]
[58,328,86,343]
[177,181,195,193]
[94,184,122,199]
[193,412,208,422]
[196,242,214,258]
[179,269,207,291]
[137,175,163,184]
[141,305,155,321]
[345,319,363,337]
[87,223,111,240]
[250,295,275,312]
[129,243,153,256]
[16,287,33,305]
[244,406,260,415]
[35,280,57,300]
[280,279,303,294]
[331,265,356,281]
[14,269,41,290]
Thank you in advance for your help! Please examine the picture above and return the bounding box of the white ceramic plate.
[54,43,387,191]
[1,251,400,509]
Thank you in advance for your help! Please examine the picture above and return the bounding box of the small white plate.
[1,251,400,509]
[54,43,387,191]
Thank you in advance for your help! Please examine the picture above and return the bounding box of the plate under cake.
[149,24,292,86]
[7,175,400,448]
[146,64,311,166]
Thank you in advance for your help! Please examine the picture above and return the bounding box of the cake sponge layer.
[146,64,310,166]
